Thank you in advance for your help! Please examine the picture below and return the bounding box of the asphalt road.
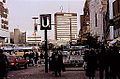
[7,65,99,79]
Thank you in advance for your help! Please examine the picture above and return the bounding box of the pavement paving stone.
[8,65,99,79]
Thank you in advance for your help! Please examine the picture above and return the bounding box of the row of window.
[1,24,8,30]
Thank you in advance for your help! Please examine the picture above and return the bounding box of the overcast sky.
[9,0,86,40]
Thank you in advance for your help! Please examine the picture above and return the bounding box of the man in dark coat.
[52,50,63,77]
[49,52,55,71]
[0,49,9,79]
[84,49,97,79]
[98,45,110,79]
[110,44,120,79]
[35,52,39,64]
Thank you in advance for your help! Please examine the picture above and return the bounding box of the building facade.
[78,0,90,45]
[79,15,84,39]
[14,29,20,44]
[89,0,107,41]
[0,0,9,45]
[26,32,41,44]
[54,12,78,44]
[113,0,120,39]
[10,29,26,44]
[80,0,90,40]
[105,0,115,41]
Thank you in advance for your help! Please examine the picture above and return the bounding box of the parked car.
[7,55,29,69]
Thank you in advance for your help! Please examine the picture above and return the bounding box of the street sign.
[40,14,51,73]
[40,14,51,30]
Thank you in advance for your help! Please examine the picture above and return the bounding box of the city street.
[1,0,119,79]
[7,65,99,79]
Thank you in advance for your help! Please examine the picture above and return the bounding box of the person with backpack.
[0,49,9,79]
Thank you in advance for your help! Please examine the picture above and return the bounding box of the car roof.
[7,55,20,57]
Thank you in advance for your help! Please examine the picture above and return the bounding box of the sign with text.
[40,14,51,30]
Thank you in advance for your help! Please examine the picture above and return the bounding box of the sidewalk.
[8,65,99,79]
[66,67,84,71]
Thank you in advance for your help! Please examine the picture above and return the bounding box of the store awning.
[109,37,120,44]
[81,38,87,40]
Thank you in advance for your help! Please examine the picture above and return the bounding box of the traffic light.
[34,24,37,31]
[69,40,72,47]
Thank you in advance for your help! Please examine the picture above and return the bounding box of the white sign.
[40,14,51,30]
[41,16,50,27]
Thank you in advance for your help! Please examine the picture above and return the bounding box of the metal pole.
[34,19,36,45]
[70,18,72,48]
[45,29,48,73]
[70,18,72,41]
[32,17,38,45]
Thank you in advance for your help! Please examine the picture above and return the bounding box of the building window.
[3,0,6,3]
[95,13,97,27]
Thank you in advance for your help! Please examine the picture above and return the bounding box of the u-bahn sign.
[40,14,51,30]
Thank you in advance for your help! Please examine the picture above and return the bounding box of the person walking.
[40,53,44,64]
[98,45,110,79]
[0,49,9,79]
[110,44,120,79]
[35,52,39,66]
[84,49,97,79]
[52,50,63,77]
[29,51,35,66]
[49,52,55,73]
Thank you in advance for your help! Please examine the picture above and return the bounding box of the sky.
[9,0,86,40]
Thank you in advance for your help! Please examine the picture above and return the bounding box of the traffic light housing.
[34,24,37,31]
[69,40,72,47]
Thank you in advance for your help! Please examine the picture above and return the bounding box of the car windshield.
[7,56,14,61]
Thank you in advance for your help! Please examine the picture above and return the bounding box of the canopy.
[1,46,39,50]
[109,37,120,44]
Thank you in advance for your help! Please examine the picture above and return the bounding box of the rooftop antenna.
[60,5,63,13]
[17,25,19,29]
[68,0,70,13]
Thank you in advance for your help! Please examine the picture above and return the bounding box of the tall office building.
[10,29,26,44]
[0,0,9,44]
[54,12,78,43]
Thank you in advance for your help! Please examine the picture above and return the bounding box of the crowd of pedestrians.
[84,43,120,79]
[1,42,120,79]
[23,51,44,66]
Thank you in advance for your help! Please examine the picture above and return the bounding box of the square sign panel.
[40,14,51,30]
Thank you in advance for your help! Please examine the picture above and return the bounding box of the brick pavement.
[7,65,99,79]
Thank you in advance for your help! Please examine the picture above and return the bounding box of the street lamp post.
[32,17,38,45]
[40,14,51,73]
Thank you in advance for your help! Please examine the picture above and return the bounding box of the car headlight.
[11,63,15,65]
